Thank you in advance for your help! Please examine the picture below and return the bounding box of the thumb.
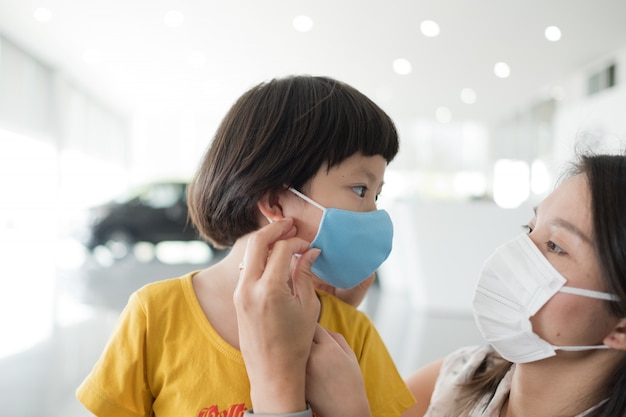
[293,248,321,301]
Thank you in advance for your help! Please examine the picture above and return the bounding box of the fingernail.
[310,248,321,262]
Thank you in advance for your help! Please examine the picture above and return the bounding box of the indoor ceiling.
[0,0,625,128]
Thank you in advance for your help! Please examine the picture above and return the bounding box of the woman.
[235,153,626,417]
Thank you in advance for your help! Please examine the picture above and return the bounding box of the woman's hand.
[234,218,321,414]
[306,325,371,417]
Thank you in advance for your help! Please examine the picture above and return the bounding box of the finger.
[313,325,355,357]
[324,329,354,356]
[292,247,321,299]
[312,323,336,344]
[240,218,295,283]
[261,238,313,287]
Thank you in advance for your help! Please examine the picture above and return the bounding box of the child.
[76,75,416,417]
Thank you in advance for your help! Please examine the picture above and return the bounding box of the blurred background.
[1,1,626,415]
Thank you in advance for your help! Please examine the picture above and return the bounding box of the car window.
[139,184,184,209]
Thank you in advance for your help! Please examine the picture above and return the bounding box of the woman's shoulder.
[442,344,494,370]
[403,345,496,417]
[405,345,492,398]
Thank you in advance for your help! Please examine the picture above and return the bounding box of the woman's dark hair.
[568,153,626,416]
[572,154,626,317]
[187,75,399,247]
[452,152,626,417]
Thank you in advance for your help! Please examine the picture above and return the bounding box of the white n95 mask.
[472,233,619,363]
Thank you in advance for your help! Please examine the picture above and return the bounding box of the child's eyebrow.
[352,167,382,186]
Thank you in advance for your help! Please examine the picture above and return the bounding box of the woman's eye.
[546,241,566,255]
[352,186,367,198]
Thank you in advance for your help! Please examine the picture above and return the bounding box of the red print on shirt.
[197,403,321,417]
[197,403,247,417]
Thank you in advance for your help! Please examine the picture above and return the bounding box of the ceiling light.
[164,10,185,27]
[293,15,314,32]
[460,88,477,104]
[493,62,511,78]
[420,20,440,37]
[435,106,452,123]
[545,26,562,42]
[392,58,412,75]
[33,7,52,23]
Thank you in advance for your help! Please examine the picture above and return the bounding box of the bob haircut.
[188,75,399,248]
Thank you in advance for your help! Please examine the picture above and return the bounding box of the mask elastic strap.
[288,188,326,212]
[552,344,610,352]
[559,286,620,301]
[550,287,618,353]
[579,399,609,417]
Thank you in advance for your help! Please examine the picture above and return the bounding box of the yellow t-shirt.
[76,272,415,417]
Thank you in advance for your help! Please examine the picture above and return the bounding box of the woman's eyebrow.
[535,206,592,245]
[550,218,592,245]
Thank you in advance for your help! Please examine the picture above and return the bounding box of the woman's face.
[528,173,618,349]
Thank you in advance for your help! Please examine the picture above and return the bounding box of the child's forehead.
[320,154,387,180]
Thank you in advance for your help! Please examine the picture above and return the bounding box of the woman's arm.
[306,325,370,417]
[234,219,370,416]
[234,218,319,414]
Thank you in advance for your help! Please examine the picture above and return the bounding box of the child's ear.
[603,318,626,351]
[257,190,284,223]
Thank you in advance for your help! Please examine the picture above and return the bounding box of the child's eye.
[352,186,367,198]
[521,224,533,234]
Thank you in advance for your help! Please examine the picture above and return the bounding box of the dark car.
[80,181,208,258]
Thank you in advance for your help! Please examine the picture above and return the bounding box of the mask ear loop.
[288,188,326,212]
[553,286,619,352]
[559,286,620,301]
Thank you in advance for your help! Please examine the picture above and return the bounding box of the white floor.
[0,242,220,417]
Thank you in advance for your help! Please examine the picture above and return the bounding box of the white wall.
[553,46,626,159]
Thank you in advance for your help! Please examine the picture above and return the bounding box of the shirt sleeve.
[359,322,416,417]
[316,292,416,417]
[76,292,154,417]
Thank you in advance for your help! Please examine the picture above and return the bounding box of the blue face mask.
[288,188,394,289]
